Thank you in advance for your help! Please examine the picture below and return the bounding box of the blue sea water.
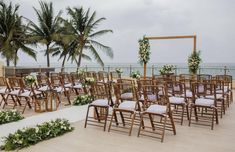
[17,62,235,78]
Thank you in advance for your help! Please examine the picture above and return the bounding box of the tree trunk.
[14,50,18,67]
[46,44,50,67]
[77,43,84,71]
[61,54,67,72]
[6,59,10,67]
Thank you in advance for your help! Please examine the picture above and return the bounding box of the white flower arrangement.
[115,68,123,74]
[84,77,95,85]
[139,36,150,65]
[73,94,93,105]
[188,51,201,74]
[159,64,176,75]
[24,75,36,85]
[0,110,24,125]
[77,68,85,76]
[131,71,141,79]
[0,119,73,151]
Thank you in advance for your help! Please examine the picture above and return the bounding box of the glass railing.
[4,65,235,79]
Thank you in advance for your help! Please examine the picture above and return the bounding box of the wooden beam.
[146,35,196,40]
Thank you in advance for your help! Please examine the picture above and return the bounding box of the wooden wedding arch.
[143,34,197,78]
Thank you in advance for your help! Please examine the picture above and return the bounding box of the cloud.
[10,0,235,66]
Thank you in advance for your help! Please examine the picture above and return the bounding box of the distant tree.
[66,7,113,68]
[27,1,62,67]
[0,0,36,66]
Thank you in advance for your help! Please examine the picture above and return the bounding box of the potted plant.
[159,64,175,75]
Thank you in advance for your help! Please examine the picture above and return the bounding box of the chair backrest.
[113,82,140,110]
[36,73,48,87]
[197,74,212,82]
[179,74,195,90]
[50,75,62,88]
[192,81,217,103]
[168,80,186,97]
[91,82,113,106]
[110,71,121,82]
[97,71,109,83]
[0,77,10,91]
[60,73,71,84]
[215,75,232,90]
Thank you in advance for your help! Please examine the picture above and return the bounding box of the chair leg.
[181,104,185,125]
[108,109,115,132]
[129,112,136,136]
[169,112,176,135]
[120,111,125,126]
[211,108,215,130]
[137,113,144,137]
[188,104,193,127]
[194,106,198,122]
[149,113,155,131]
[186,104,190,120]
[84,105,91,128]
[215,108,219,124]
[161,116,167,142]
[103,107,109,131]
[94,107,101,122]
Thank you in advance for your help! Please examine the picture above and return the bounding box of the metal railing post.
[152,65,154,76]
[130,65,132,76]
[224,66,227,75]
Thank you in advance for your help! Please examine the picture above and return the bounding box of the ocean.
[16,62,235,79]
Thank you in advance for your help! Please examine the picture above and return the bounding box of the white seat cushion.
[121,93,133,99]
[20,91,32,97]
[169,96,185,104]
[38,86,50,91]
[73,84,83,89]
[118,100,136,110]
[195,98,214,106]
[91,99,109,106]
[206,94,223,100]
[55,87,69,93]
[146,105,167,114]
[9,90,20,95]
[0,88,7,94]
[64,83,73,87]
[140,94,157,101]
[186,90,192,97]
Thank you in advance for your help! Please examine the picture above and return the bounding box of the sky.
[5,0,235,66]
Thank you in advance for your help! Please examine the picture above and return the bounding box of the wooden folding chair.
[84,82,113,131]
[137,83,176,142]
[0,77,10,107]
[168,80,189,125]
[188,81,219,130]
[108,82,140,136]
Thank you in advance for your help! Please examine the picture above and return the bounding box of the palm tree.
[0,0,36,66]
[66,7,113,68]
[27,1,62,67]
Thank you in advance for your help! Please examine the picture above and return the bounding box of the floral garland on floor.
[0,119,74,151]
[188,51,201,74]
[0,110,24,125]
[159,64,175,75]
[73,94,93,105]
[138,36,150,65]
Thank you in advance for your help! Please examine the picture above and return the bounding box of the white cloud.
[7,0,235,66]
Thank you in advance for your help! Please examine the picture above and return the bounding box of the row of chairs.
[84,74,233,142]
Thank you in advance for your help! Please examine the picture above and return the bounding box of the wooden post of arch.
[144,34,197,77]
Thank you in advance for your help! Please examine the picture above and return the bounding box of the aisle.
[0,105,88,146]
